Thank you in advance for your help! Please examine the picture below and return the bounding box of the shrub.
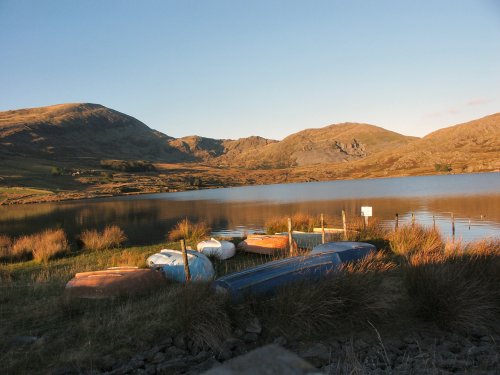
[0,234,12,259]
[32,229,69,263]
[389,224,443,257]
[10,229,69,262]
[168,218,210,242]
[81,225,127,251]
[404,250,498,331]
[265,213,321,234]
[258,252,396,338]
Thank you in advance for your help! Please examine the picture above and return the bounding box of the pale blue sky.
[1,0,499,140]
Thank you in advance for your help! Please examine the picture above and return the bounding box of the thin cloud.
[466,98,491,106]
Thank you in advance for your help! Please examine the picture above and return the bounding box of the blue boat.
[311,241,376,261]
[214,241,376,302]
[147,249,215,282]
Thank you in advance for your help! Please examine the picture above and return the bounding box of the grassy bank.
[1,221,499,373]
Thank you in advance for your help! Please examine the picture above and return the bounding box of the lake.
[1,172,499,245]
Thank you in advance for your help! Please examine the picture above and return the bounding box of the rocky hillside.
[354,113,500,175]
[0,103,184,162]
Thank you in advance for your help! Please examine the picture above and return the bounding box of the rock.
[201,344,315,375]
[221,338,245,352]
[161,336,173,347]
[243,333,259,343]
[156,358,188,374]
[166,346,187,357]
[245,317,262,334]
[174,334,188,350]
[273,336,287,346]
[299,343,331,367]
[233,329,244,338]
[151,352,166,364]
[217,348,233,361]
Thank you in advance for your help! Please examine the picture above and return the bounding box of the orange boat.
[238,235,294,255]
[65,266,167,299]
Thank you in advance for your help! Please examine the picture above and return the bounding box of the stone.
[174,334,188,350]
[273,336,287,346]
[243,332,259,343]
[156,358,188,374]
[151,352,166,364]
[299,343,331,367]
[245,317,262,334]
[201,344,315,375]
[166,345,187,357]
[233,329,244,338]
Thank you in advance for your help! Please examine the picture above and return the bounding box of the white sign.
[361,206,373,217]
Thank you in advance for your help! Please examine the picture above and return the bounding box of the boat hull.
[147,249,215,282]
[311,241,376,261]
[238,235,291,255]
[65,266,166,299]
[197,239,236,260]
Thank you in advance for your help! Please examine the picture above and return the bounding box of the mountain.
[0,103,184,161]
[354,113,500,175]
[220,123,418,168]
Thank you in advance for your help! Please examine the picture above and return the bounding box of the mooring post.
[451,212,455,238]
[321,213,325,244]
[468,218,471,230]
[180,239,191,282]
[395,213,399,230]
[342,210,347,240]
[411,211,415,228]
[433,215,436,230]
[288,217,293,255]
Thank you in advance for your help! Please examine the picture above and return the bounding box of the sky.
[1,0,499,140]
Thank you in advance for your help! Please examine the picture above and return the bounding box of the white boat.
[147,249,215,282]
[197,238,236,260]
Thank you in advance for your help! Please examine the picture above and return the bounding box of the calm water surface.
[1,173,499,245]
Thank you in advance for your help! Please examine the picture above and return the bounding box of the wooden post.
[364,216,368,230]
[342,210,347,240]
[411,211,415,228]
[433,215,436,230]
[451,212,455,237]
[287,217,293,256]
[468,218,471,230]
[320,213,325,244]
[180,239,191,282]
[395,213,399,230]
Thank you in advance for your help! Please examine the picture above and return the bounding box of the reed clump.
[388,224,443,257]
[80,225,127,251]
[168,218,210,242]
[258,252,397,339]
[403,239,500,331]
[265,213,321,234]
[0,234,12,260]
[8,229,69,262]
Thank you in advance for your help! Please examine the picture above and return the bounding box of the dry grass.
[0,234,12,259]
[80,225,127,251]
[168,218,210,242]
[8,229,69,262]
[265,213,322,234]
[404,241,500,332]
[32,229,69,263]
[389,224,443,257]
[258,252,397,339]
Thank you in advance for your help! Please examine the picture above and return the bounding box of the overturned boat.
[238,234,293,255]
[214,241,376,302]
[65,266,167,299]
[147,249,215,282]
[197,238,236,260]
[311,241,376,260]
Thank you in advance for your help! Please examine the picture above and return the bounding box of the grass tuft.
[389,224,443,257]
[81,225,127,251]
[167,218,210,242]
[264,213,321,234]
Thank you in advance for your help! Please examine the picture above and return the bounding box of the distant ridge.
[0,103,499,178]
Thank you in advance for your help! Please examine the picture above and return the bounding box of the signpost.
[361,206,372,228]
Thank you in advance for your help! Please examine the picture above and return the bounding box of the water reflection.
[0,173,499,244]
